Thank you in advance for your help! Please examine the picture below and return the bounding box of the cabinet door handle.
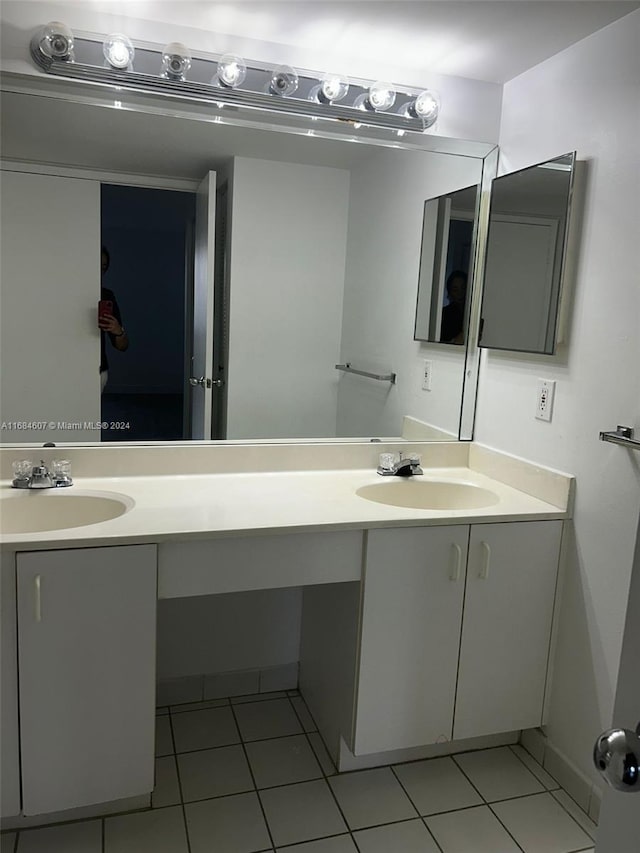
[449,544,462,581]
[479,542,491,579]
[34,574,42,622]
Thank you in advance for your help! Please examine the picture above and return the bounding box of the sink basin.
[0,491,133,534]
[356,480,500,511]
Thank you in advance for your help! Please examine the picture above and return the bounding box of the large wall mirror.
[0,85,492,446]
[479,152,576,354]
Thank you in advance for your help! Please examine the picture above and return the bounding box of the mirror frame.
[0,70,498,447]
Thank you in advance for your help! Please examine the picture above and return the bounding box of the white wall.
[475,10,640,786]
[337,148,482,437]
[226,156,349,439]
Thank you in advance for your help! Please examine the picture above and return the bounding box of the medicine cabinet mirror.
[414,184,479,346]
[0,82,494,446]
[479,151,576,354]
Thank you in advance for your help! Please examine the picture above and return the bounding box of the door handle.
[449,544,462,581]
[479,541,491,579]
[189,376,212,388]
[212,378,224,388]
[593,721,640,792]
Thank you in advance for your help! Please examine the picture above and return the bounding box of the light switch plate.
[422,360,432,391]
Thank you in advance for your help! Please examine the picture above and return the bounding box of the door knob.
[593,721,640,792]
[189,376,212,388]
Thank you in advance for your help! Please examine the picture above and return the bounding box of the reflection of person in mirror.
[440,270,468,345]
[99,247,129,392]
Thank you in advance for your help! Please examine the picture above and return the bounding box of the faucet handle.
[52,459,73,487]
[12,459,32,488]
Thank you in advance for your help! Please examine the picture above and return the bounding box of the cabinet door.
[453,521,562,740]
[353,526,468,755]
[1,553,20,817]
[17,545,157,815]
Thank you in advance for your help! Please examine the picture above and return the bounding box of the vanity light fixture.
[269,65,299,97]
[215,54,246,88]
[161,42,191,81]
[103,33,134,70]
[36,21,74,61]
[404,90,440,127]
[355,81,396,112]
[28,25,441,135]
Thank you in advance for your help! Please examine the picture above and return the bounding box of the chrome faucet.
[377,452,423,477]
[12,459,73,489]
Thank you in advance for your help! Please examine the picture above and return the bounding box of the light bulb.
[407,90,440,126]
[161,42,191,81]
[368,81,396,112]
[216,54,246,88]
[320,74,349,103]
[269,65,298,97]
[103,33,134,69]
[38,21,74,60]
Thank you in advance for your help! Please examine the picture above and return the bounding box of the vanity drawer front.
[158,530,363,598]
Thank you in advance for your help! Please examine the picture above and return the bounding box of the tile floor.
[2,691,598,853]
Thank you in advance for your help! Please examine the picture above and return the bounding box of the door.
[191,171,217,439]
[353,526,468,755]
[594,514,640,850]
[454,521,562,740]
[17,546,157,815]
[0,170,101,442]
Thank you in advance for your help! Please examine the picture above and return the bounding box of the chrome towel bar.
[599,425,640,450]
[335,363,397,384]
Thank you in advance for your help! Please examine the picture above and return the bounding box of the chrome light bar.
[30,25,440,135]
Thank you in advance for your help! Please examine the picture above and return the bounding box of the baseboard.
[338,730,519,772]
[1,794,150,831]
[157,663,299,707]
[520,727,603,821]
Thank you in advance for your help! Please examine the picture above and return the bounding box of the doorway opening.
[100,184,196,441]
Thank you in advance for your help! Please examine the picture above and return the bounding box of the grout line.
[451,754,527,853]
[168,712,193,853]
[388,765,445,853]
[228,701,277,852]
[101,817,105,853]
[549,790,598,841]
[508,743,560,790]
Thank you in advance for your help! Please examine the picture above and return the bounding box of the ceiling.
[39,0,640,84]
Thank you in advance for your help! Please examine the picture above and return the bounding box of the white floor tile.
[329,767,417,830]
[551,789,597,838]
[16,820,101,853]
[155,715,174,757]
[277,836,357,852]
[308,732,337,776]
[493,792,593,853]
[246,734,323,788]
[171,705,240,753]
[170,698,229,713]
[354,818,441,852]
[291,696,318,732]
[152,756,181,808]
[178,744,254,802]
[455,747,544,802]
[393,757,483,816]
[234,697,303,741]
[260,779,347,847]
[0,834,15,853]
[511,745,559,790]
[186,792,271,853]
[426,805,521,853]
[105,806,188,853]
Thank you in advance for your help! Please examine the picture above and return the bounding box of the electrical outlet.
[422,360,432,391]
[535,379,556,422]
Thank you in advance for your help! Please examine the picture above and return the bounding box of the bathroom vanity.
[0,442,573,824]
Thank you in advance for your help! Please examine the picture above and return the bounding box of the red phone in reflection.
[98,299,113,318]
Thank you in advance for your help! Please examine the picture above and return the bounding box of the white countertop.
[0,465,570,550]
